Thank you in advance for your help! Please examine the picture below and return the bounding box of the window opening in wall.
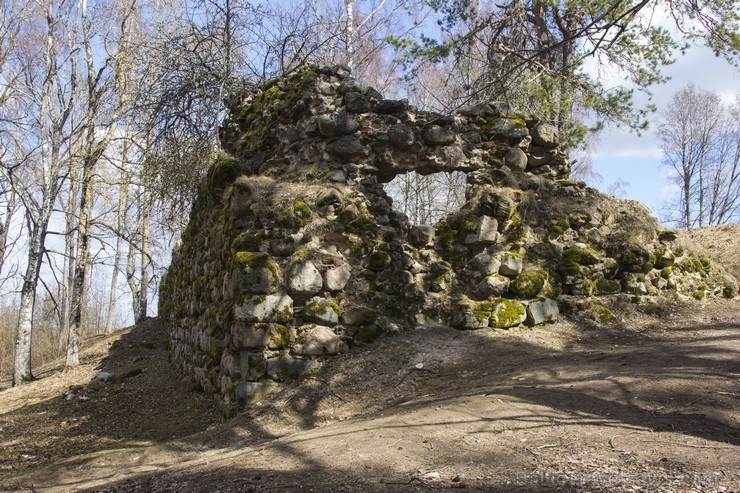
[383,171,467,226]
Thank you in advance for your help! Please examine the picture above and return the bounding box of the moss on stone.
[275,303,294,325]
[345,217,376,234]
[435,214,476,251]
[270,324,291,349]
[304,298,340,318]
[491,299,526,328]
[232,231,268,253]
[485,141,510,161]
[548,219,571,237]
[582,278,595,295]
[435,219,456,250]
[653,246,676,269]
[590,305,615,324]
[692,284,707,300]
[510,270,547,298]
[234,251,271,268]
[207,152,240,195]
[619,244,655,274]
[558,246,599,279]
[473,299,525,328]
[293,199,312,219]
[304,301,329,317]
[328,300,341,316]
[723,283,738,298]
[678,257,703,274]
[658,229,678,242]
[595,277,621,294]
[368,251,391,272]
[346,235,374,256]
[237,67,318,152]
[472,301,494,324]
[564,246,600,265]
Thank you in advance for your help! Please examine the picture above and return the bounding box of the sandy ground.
[1,295,738,493]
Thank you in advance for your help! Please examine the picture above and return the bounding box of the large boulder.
[294,325,347,355]
[234,294,293,324]
[531,122,559,148]
[526,299,559,326]
[302,297,340,326]
[287,260,324,297]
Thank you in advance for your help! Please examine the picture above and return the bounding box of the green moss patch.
[510,270,547,298]
[270,324,292,349]
[368,251,391,272]
[588,305,616,324]
[293,199,312,219]
[345,217,376,235]
[558,246,599,278]
[677,257,704,274]
[207,152,241,196]
[435,214,476,251]
[232,231,268,253]
[618,244,655,274]
[474,299,526,328]
[234,251,272,269]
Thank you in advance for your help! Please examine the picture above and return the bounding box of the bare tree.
[6,0,78,385]
[658,85,740,229]
[65,0,138,366]
[386,171,467,225]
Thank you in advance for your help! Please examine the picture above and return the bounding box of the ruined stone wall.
[159,66,738,415]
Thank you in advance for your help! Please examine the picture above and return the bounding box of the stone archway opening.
[383,170,468,226]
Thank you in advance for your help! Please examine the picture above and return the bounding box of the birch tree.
[658,85,740,228]
[7,0,78,385]
[64,0,138,366]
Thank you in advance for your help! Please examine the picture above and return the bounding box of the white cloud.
[591,127,662,160]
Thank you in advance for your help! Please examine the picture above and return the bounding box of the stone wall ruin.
[159,66,739,415]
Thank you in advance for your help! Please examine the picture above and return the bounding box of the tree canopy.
[390,0,739,147]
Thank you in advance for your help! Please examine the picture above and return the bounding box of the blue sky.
[589,45,739,224]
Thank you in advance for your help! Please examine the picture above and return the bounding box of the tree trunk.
[14,199,54,385]
[0,190,17,274]
[104,167,130,333]
[127,192,142,320]
[15,0,74,384]
[60,168,79,351]
[345,0,355,69]
[66,161,94,366]
[138,189,152,322]
[67,0,126,361]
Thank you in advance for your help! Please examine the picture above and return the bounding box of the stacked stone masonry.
[159,66,739,415]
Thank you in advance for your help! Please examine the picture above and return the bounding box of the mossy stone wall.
[160,65,739,416]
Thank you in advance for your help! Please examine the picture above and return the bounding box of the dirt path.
[1,300,739,492]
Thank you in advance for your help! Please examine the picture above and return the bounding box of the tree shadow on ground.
[0,318,221,488]
[1,313,738,492]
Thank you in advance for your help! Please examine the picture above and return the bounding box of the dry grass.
[680,223,740,279]
[0,303,103,381]
[0,305,66,380]
[226,175,358,229]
